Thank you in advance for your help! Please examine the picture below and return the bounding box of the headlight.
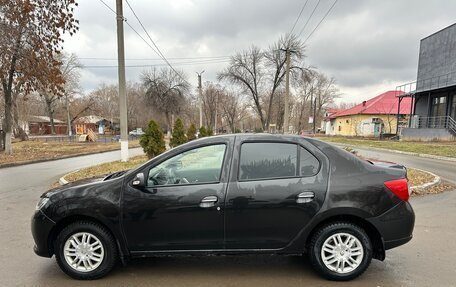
[36,197,49,210]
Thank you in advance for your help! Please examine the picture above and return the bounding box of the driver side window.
[147,144,226,187]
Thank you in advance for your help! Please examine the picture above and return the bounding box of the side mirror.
[132,173,145,188]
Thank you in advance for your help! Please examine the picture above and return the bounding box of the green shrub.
[170,118,187,147]
[187,123,197,141]
[206,127,214,136]
[140,120,166,159]
[198,126,207,138]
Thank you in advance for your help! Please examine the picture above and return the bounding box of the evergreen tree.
[187,123,197,141]
[170,118,187,147]
[206,127,214,136]
[198,126,207,138]
[140,120,166,159]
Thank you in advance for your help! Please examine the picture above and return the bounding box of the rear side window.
[300,146,320,176]
[239,142,297,180]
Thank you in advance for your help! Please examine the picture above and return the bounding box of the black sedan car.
[32,134,414,281]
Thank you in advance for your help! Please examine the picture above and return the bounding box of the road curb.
[59,169,80,186]
[410,168,441,191]
[332,143,456,162]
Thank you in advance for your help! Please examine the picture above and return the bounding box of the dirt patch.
[412,181,455,196]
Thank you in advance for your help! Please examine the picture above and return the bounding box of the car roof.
[194,133,308,142]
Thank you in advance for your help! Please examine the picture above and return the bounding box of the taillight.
[384,178,409,201]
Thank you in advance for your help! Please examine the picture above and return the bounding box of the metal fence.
[410,116,456,135]
[31,134,141,143]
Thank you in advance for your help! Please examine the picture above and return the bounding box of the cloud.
[63,0,456,104]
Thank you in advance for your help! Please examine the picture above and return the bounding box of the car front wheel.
[308,222,372,281]
[54,221,117,280]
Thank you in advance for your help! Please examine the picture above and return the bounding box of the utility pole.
[283,49,291,134]
[196,70,204,128]
[214,91,218,135]
[313,97,317,134]
[116,0,128,162]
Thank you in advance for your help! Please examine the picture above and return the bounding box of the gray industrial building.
[399,23,456,140]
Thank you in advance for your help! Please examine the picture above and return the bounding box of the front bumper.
[31,209,56,257]
[367,201,415,250]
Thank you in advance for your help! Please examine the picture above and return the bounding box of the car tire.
[308,222,372,281]
[54,221,118,280]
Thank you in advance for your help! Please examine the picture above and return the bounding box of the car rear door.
[122,137,233,252]
[224,136,328,250]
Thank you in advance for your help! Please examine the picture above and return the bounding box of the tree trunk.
[3,88,13,154]
[165,111,171,135]
[45,96,56,134]
[11,94,28,141]
[65,93,72,136]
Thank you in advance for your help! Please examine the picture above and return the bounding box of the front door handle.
[200,195,218,208]
[296,191,315,204]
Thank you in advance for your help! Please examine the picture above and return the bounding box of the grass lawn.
[64,155,148,182]
[316,136,456,158]
[0,139,141,166]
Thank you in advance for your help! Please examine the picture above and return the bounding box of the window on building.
[451,91,456,119]
[338,126,342,131]
[239,142,297,180]
[431,94,447,117]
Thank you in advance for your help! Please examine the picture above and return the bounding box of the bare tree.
[293,68,339,132]
[39,91,59,134]
[91,84,119,124]
[202,82,221,129]
[142,67,189,132]
[0,0,78,153]
[263,34,305,128]
[218,89,247,133]
[218,35,305,130]
[60,53,82,136]
[334,101,358,110]
[218,46,265,128]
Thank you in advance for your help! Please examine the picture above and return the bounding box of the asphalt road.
[0,146,455,286]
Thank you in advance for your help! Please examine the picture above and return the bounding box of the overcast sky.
[63,0,456,104]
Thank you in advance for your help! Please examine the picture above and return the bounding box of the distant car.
[128,128,144,136]
[31,134,414,280]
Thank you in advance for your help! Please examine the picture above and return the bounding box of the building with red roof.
[323,91,412,137]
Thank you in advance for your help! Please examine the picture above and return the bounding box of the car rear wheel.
[308,222,372,281]
[54,221,117,280]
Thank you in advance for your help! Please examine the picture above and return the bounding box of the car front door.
[224,137,328,250]
[122,139,233,252]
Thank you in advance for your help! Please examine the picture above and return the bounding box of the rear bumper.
[31,209,55,257]
[367,201,415,250]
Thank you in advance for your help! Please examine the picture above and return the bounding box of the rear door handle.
[200,195,218,208]
[296,191,315,204]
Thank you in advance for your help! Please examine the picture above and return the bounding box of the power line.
[124,0,191,86]
[297,0,321,38]
[79,55,231,61]
[98,0,117,14]
[289,0,309,35]
[303,0,338,44]
[97,0,160,56]
[82,59,231,69]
